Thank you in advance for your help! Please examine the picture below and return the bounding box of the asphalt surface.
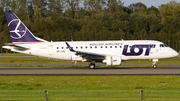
[0,55,180,75]
[0,66,180,75]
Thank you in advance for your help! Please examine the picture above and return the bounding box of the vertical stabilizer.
[5,12,46,44]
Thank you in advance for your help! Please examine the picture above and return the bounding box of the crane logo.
[8,19,27,39]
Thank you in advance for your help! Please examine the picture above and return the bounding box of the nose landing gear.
[153,64,157,69]
[152,59,158,69]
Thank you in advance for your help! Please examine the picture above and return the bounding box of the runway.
[0,55,180,75]
[0,66,180,75]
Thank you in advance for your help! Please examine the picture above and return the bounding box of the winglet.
[65,42,75,52]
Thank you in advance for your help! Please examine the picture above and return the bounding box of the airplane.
[2,12,179,69]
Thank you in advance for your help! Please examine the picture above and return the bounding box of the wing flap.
[75,51,106,57]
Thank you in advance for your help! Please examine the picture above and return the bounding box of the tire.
[89,63,95,69]
[153,64,157,69]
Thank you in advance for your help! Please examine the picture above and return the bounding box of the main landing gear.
[89,61,96,69]
[152,59,158,69]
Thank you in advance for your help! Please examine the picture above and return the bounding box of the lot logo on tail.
[8,19,27,39]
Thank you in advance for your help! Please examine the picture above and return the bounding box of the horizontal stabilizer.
[3,43,30,50]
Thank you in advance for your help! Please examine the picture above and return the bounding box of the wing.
[65,42,106,61]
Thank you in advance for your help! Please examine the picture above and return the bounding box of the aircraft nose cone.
[172,50,179,57]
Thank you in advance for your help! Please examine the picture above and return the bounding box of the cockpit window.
[160,44,164,47]
[164,44,168,47]
[160,44,168,47]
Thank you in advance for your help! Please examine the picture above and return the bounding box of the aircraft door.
[48,45,53,55]
[149,44,155,55]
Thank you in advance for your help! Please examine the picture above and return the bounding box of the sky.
[121,0,180,8]
[0,0,1,7]
[0,0,179,9]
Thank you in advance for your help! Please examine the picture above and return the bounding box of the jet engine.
[102,56,121,66]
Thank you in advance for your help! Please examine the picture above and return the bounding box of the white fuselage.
[7,40,179,64]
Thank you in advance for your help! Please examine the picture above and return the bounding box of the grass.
[0,57,71,64]
[123,56,180,65]
[0,53,30,56]
[0,76,180,100]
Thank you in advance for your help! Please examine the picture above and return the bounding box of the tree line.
[0,0,180,52]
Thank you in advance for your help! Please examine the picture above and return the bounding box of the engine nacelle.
[103,56,121,66]
[71,55,88,62]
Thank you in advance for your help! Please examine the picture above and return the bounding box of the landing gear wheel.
[153,64,157,69]
[89,63,95,69]
[152,59,158,69]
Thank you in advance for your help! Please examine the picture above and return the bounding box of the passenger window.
[115,46,117,48]
[90,46,92,49]
[101,46,103,48]
[81,47,83,49]
[120,46,122,48]
[105,46,107,48]
[110,46,112,48]
[95,46,97,48]
[85,46,87,49]
[76,47,78,49]
[62,47,63,49]
[57,47,59,49]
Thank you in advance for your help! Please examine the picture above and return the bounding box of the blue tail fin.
[5,12,46,43]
